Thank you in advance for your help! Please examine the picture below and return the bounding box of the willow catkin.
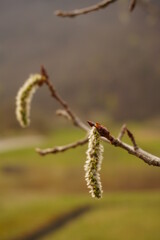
[15,74,46,127]
[84,126,104,198]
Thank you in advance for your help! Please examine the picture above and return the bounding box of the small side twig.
[56,109,71,121]
[55,0,117,18]
[88,121,160,167]
[41,66,89,132]
[129,0,137,12]
[125,128,138,150]
[36,137,88,156]
[117,124,126,140]
[117,124,138,150]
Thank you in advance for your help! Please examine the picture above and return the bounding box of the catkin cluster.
[85,126,104,198]
[16,74,46,127]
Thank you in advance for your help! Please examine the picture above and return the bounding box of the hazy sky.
[0,0,160,131]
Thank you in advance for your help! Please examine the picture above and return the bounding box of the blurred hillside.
[0,0,160,132]
[0,124,160,239]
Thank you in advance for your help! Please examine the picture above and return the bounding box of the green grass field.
[0,123,160,239]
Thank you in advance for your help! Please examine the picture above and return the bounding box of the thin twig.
[88,121,160,167]
[55,0,138,18]
[117,124,138,150]
[56,109,71,121]
[129,0,137,12]
[55,0,117,18]
[41,66,89,132]
[36,137,88,156]
[125,128,138,150]
[117,124,126,140]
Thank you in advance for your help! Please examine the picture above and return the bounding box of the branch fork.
[88,121,160,167]
[37,67,160,167]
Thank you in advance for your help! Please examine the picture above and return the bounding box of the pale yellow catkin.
[84,126,104,198]
[16,74,46,127]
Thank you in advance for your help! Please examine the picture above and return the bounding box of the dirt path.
[13,205,91,240]
[0,135,44,153]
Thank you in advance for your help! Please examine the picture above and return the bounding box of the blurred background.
[0,0,160,239]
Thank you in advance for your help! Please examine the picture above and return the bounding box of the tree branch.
[37,68,160,168]
[36,137,88,156]
[88,121,160,167]
[36,67,89,156]
[55,0,117,18]
[41,66,89,132]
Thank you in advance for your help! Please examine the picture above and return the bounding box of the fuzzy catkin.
[84,126,104,198]
[16,74,46,127]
